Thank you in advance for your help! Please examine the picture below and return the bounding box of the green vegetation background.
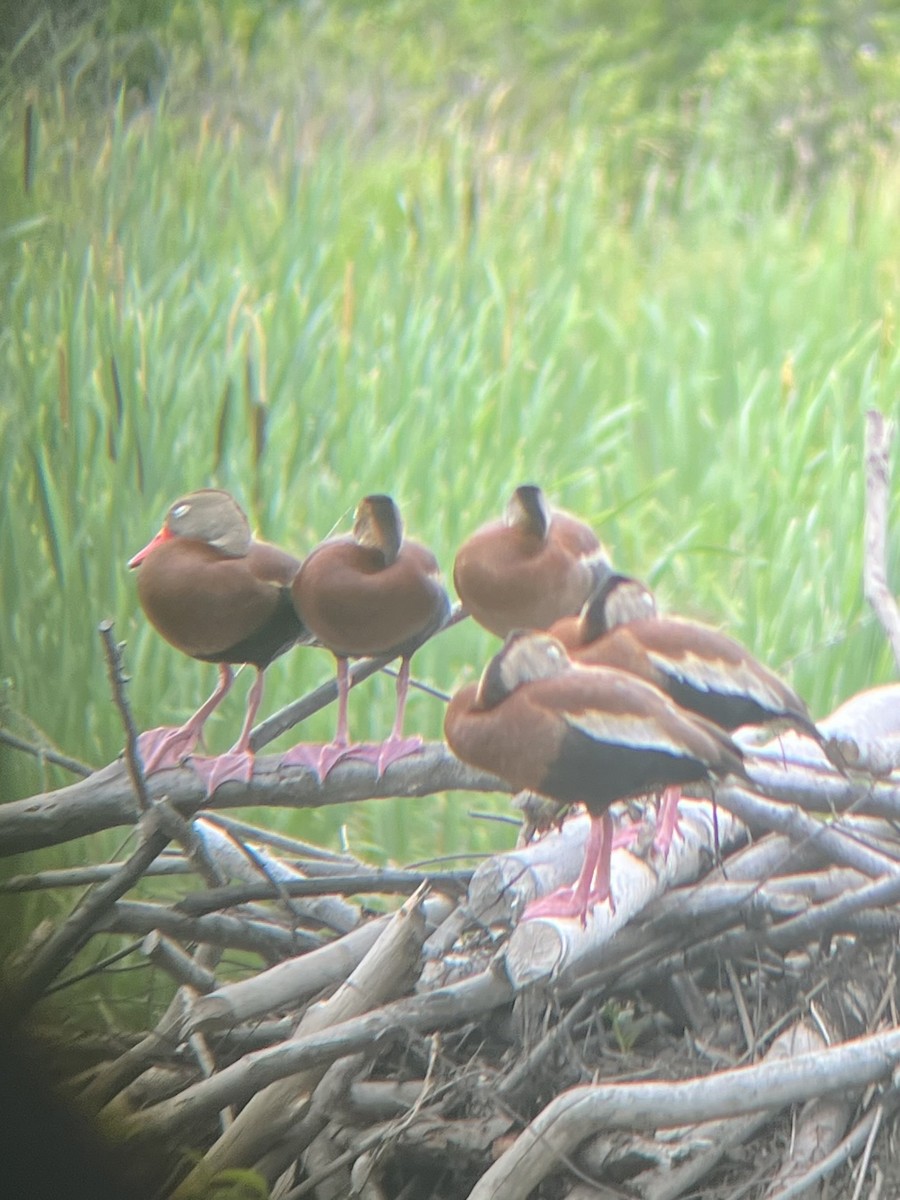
[2,0,899,889]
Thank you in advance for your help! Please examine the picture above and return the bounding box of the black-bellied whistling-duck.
[452,485,611,637]
[551,571,823,852]
[554,572,822,740]
[128,489,306,794]
[444,631,746,923]
[283,494,450,780]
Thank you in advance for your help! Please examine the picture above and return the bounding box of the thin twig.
[175,868,473,917]
[725,959,757,1060]
[198,812,361,865]
[468,810,521,826]
[850,1102,883,1200]
[0,857,192,893]
[98,619,150,812]
[0,727,93,777]
[43,939,147,995]
[380,666,451,702]
[404,852,497,869]
[1,824,173,1022]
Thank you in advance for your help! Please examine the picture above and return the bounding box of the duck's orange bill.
[128,526,174,568]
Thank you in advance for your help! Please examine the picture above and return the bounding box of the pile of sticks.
[1,411,899,1199]
[4,688,900,1198]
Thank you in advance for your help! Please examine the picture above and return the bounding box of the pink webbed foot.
[281,737,426,782]
[191,750,255,797]
[523,813,636,925]
[136,663,235,776]
[281,741,359,783]
[280,742,324,778]
[524,871,623,925]
[319,737,426,779]
[585,871,617,915]
[523,885,596,924]
[360,734,427,772]
[340,735,425,777]
[376,735,425,776]
[138,725,202,774]
[317,741,364,780]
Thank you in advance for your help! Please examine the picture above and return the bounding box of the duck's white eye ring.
[172,503,190,520]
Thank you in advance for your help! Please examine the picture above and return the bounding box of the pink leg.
[524,812,614,926]
[191,668,265,796]
[652,785,684,859]
[281,657,362,781]
[611,820,642,853]
[338,657,424,777]
[584,814,648,912]
[376,657,425,775]
[586,810,618,912]
[138,665,233,774]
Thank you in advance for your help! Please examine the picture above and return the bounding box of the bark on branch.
[7,737,900,862]
[0,746,507,858]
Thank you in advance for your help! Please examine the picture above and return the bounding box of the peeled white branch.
[119,966,514,1149]
[187,918,394,1036]
[171,889,429,1193]
[186,896,454,1034]
[498,800,745,987]
[192,817,360,935]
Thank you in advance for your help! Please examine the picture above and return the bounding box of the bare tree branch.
[6,736,900,863]
[98,619,151,812]
[175,867,472,917]
[94,898,325,957]
[0,857,192,893]
[0,746,508,858]
[0,727,93,777]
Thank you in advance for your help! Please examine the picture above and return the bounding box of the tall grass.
[1,11,899,879]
